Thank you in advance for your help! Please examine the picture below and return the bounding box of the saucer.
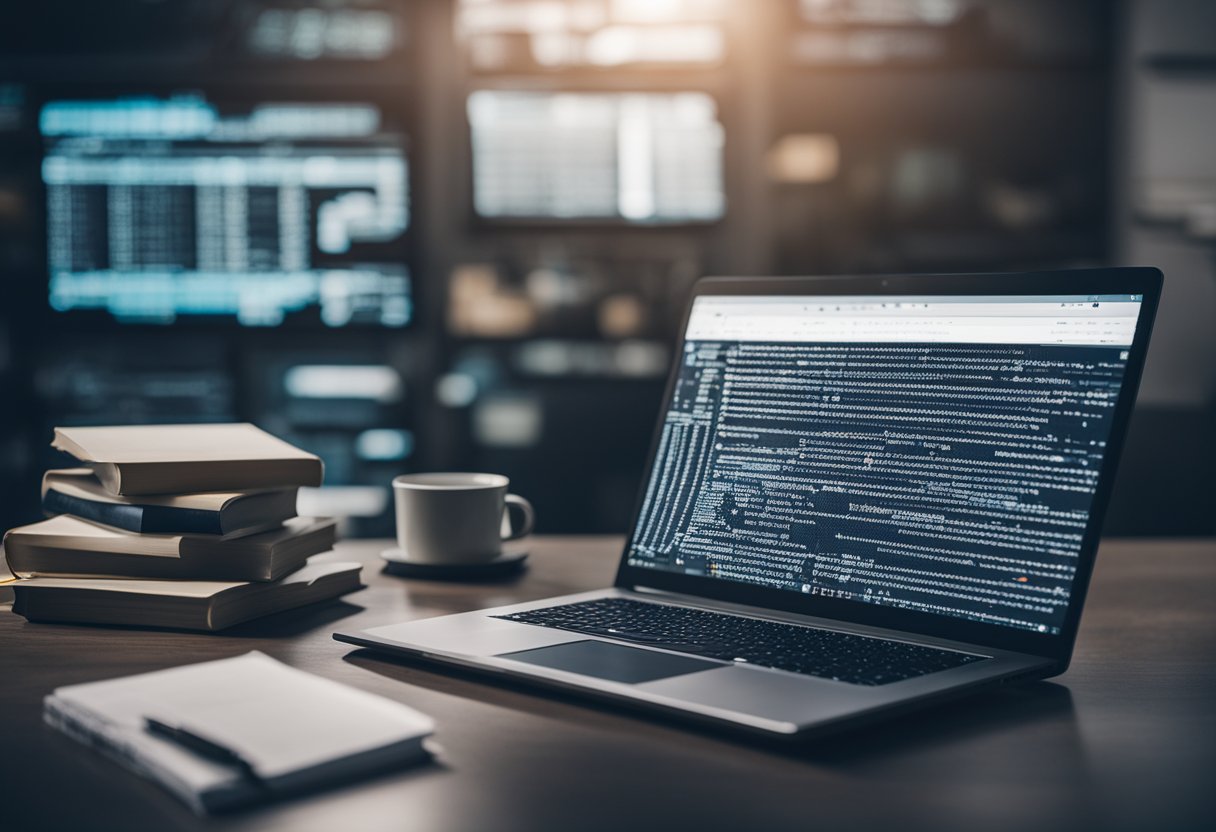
[380,547,528,582]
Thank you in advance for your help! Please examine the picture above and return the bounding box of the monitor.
[456,0,729,72]
[626,292,1146,635]
[40,94,411,326]
[467,90,725,223]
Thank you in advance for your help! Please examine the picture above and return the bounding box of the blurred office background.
[0,0,1212,537]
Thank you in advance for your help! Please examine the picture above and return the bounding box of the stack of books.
[2,423,362,631]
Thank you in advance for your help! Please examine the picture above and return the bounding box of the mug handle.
[502,494,535,542]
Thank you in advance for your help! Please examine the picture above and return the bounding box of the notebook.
[44,651,434,814]
[51,423,324,496]
[10,556,361,630]
[42,469,298,538]
[3,515,335,581]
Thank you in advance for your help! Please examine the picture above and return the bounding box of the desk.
[1,537,1213,832]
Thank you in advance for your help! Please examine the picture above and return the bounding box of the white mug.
[391,473,534,565]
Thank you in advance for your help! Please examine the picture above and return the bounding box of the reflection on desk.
[1,536,1214,832]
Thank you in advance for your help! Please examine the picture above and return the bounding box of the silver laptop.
[336,268,1161,739]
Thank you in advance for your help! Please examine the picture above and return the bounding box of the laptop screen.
[626,293,1145,635]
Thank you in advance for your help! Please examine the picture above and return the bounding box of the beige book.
[52,423,324,496]
[12,557,362,631]
[3,515,336,582]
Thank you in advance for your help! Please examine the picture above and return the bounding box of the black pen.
[144,717,263,785]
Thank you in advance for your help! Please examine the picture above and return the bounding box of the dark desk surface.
[2,537,1214,832]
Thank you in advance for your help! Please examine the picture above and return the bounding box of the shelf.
[784,59,1105,75]
[1142,54,1216,77]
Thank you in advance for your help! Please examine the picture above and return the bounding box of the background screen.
[42,94,410,327]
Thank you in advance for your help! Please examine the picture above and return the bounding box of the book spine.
[12,549,265,582]
[42,489,227,535]
[110,459,323,496]
[42,489,147,533]
[140,506,225,535]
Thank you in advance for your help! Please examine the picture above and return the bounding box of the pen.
[144,717,263,785]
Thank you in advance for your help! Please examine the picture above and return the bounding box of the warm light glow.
[766,134,841,184]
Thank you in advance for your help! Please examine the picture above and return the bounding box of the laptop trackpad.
[499,640,722,684]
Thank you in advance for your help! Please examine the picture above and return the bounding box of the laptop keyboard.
[495,598,986,686]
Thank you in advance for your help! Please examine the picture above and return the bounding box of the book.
[12,557,362,631]
[43,651,432,814]
[3,515,336,582]
[42,468,298,538]
[51,423,324,496]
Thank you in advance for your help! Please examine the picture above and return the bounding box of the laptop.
[336,268,1162,739]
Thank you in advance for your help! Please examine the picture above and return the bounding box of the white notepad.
[44,651,435,814]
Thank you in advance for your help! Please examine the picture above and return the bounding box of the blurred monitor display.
[792,0,1102,66]
[468,90,725,222]
[40,94,411,326]
[245,3,400,61]
[456,0,729,72]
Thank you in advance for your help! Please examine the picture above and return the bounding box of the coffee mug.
[391,473,534,565]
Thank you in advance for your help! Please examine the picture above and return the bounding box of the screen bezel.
[613,268,1163,661]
